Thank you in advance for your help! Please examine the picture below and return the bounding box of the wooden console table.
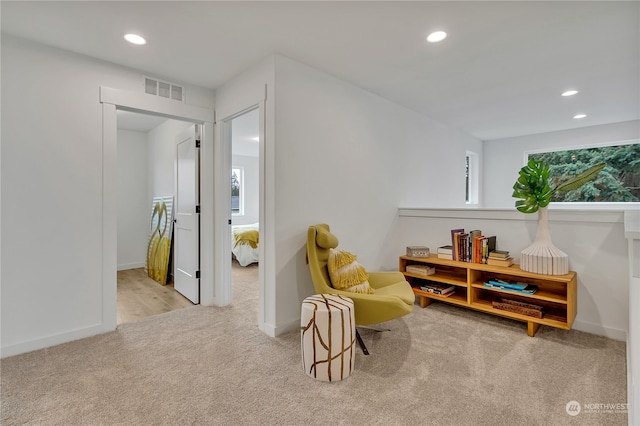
[400,255,577,336]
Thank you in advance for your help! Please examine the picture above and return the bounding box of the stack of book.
[450,228,496,263]
[492,298,544,319]
[486,250,514,267]
[405,264,436,276]
[483,279,538,295]
[418,281,456,297]
[436,245,453,260]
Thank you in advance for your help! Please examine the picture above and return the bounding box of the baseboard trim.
[259,319,298,338]
[259,322,276,337]
[117,262,145,271]
[274,319,299,337]
[572,319,627,341]
[1,323,104,359]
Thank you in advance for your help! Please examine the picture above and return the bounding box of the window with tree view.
[232,167,243,215]
[527,142,639,202]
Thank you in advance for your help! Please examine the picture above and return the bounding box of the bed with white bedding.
[231,223,259,266]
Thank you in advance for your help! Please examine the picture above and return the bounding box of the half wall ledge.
[398,208,625,224]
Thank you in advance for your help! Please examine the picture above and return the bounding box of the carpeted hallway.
[0,260,627,425]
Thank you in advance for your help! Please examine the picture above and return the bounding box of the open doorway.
[101,86,215,332]
[115,109,196,324]
[229,108,260,305]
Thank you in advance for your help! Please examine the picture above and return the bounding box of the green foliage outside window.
[528,143,639,202]
[231,171,240,196]
[232,168,241,214]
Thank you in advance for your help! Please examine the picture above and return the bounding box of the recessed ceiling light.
[251,136,259,142]
[562,90,579,97]
[427,31,447,43]
[574,114,587,119]
[124,33,146,45]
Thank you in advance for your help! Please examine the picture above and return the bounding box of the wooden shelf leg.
[419,295,431,308]
[527,322,541,337]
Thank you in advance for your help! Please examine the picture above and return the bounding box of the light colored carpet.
[1,262,627,425]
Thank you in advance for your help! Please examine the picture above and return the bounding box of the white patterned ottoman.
[300,294,356,381]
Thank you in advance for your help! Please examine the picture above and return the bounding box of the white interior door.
[174,128,200,303]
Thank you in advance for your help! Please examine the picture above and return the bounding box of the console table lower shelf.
[400,255,577,337]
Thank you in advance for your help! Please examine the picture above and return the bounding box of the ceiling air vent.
[144,77,184,102]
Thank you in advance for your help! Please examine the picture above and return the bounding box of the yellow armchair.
[306,224,414,354]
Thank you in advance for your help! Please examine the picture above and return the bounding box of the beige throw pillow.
[327,249,374,294]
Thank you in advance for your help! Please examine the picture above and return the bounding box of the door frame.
[100,87,215,331]
[219,103,266,327]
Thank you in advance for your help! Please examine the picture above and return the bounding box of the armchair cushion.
[316,226,339,249]
[328,248,374,294]
[371,280,415,305]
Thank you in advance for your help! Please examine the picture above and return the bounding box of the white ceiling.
[2,1,638,141]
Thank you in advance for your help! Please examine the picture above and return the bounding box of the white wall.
[116,120,193,273]
[271,56,483,333]
[483,120,640,208]
[400,120,483,209]
[0,35,214,357]
[213,54,482,336]
[231,154,259,225]
[147,119,195,203]
[117,129,149,270]
[395,209,628,340]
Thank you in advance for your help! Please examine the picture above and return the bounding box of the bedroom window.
[232,167,244,215]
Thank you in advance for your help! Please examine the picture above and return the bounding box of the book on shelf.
[448,229,497,264]
[454,232,469,263]
[486,279,528,290]
[472,235,485,263]
[482,236,496,263]
[437,245,453,255]
[469,230,482,263]
[483,281,538,294]
[437,245,453,260]
[498,297,544,312]
[486,256,514,267]
[419,287,455,296]
[418,281,456,295]
[427,289,456,297]
[405,264,435,276]
[450,229,464,261]
[492,298,544,318]
[489,250,510,259]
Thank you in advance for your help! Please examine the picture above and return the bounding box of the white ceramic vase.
[519,207,569,275]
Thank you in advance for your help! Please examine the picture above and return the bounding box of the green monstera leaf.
[512,160,605,213]
[512,159,554,213]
